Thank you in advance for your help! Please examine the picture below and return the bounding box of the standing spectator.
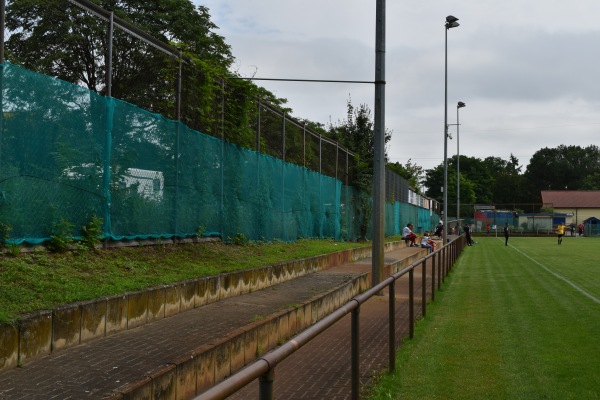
[464,224,473,246]
[557,222,565,245]
[503,223,510,246]
[569,223,575,236]
[402,223,418,247]
[578,223,584,236]
[486,224,491,235]
[434,223,443,239]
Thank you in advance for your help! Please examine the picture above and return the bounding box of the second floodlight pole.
[372,0,386,287]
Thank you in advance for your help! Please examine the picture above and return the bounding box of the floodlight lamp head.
[446,15,460,29]
[458,101,466,108]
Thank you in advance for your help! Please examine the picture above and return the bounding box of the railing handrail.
[195,237,465,400]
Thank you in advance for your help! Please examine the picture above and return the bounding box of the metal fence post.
[0,0,4,64]
[389,279,396,373]
[0,0,4,201]
[431,254,436,301]
[174,55,182,234]
[220,79,225,238]
[102,12,114,246]
[258,368,274,400]
[442,247,447,282]
[282,113,286,237]
[437,251,442,290]
[319,134,323,237]
[409,268,414,339]
[421,259,427,317]
[351,307,360,400]
[303,123,306,167]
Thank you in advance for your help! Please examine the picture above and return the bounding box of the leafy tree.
[524,145,600,195]
[327,101,391,240]
[6,0,233,93]
[5,0,296,161]
[424,154,526,214]
[485,154,528,205]
[581,172,600,190]
[328,101,392,191]
[424,163,444,203]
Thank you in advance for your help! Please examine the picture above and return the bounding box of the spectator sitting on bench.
[420,231,435,253]
[402,223,419,247]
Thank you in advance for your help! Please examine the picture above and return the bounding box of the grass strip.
[0,238,372,324]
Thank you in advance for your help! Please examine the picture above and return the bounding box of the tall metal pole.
[443,24,449,245]
[443,16,459,245]
[456,101,465,228]
[372,0,386,286]
[456,104,460,228]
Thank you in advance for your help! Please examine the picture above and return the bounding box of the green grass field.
[369,236,600,400]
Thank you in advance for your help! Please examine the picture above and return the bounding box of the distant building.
[541,190,600,225]
[64,164,164,201]
[121,168,164,201]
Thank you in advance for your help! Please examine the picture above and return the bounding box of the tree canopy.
[6,0,233,94]
[4,0,296,152]
[421,145,600,215]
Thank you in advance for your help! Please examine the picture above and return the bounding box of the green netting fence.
[0,62,439,245]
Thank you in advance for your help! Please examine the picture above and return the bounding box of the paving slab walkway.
[0,246,432,400]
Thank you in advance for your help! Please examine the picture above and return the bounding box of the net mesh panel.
[109,99,178,239]
[0,63,439,244]
[0,63,106,244]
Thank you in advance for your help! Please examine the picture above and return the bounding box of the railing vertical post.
[389,279,396,373]
[451,241,455,267]
[258,368,274,400]
[421,259,427,317]
[441,247,446,283]
[351,307,360,400]
[444,245,448,276]
[437,251,442,290]
[431,254,436,301]
[454,240,457,265]
[455,240,458,263]
[448,242,452,271]
[447,245,451,275]
[409,268,414,339]
[448,241,452,268]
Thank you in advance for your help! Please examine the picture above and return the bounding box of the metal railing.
[195,237,466,400]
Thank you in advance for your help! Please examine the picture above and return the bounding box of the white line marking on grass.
[511,245,600,305]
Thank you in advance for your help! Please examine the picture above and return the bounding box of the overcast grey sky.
[195,0,600,171]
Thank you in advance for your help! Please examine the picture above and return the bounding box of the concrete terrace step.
[0,243,427,400]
